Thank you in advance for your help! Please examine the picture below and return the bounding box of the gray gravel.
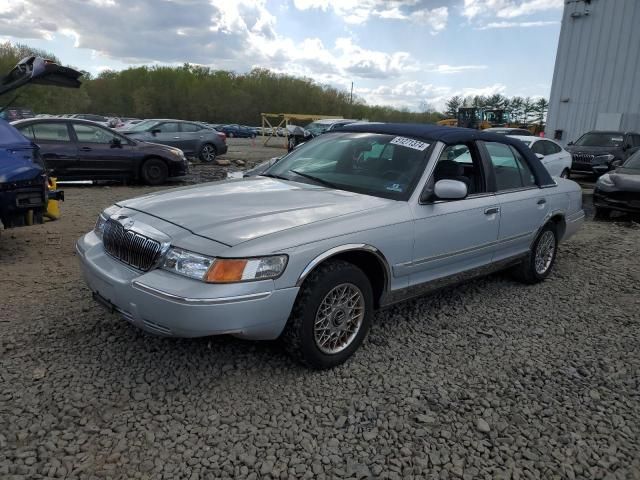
[1,177,639,479]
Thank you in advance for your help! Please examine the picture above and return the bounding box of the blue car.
[0,57,81,232]
[218,124,256,138]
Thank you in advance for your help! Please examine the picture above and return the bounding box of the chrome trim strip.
[132,281,272,305]
[296,244,392,290]
[399,231,532,268]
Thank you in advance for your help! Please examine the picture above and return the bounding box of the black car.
[12,118,188,185]
[217,124,256,138]
[567,130,640,176]
[122,119,228,162]
[593,151,640,218]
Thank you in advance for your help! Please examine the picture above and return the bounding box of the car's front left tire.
[281,260,373,369]
[140,158,168,185]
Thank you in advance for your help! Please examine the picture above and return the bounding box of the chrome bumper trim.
[131,281,272,305]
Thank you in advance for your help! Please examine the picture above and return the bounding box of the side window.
[434,143,486,194]
[73,123,117,144]
[485,142,536,191]
[531,141,546,156]
[31,123,71,142]
[181,123,200,133]
[155,122,180,133]
[18,125,36,140]
[544,141,561,155]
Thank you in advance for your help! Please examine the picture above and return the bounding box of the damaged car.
[0,56,81,233]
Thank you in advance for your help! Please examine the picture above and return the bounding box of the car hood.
[609,168,640,191]
[566,145,623,154]
[117,177,393,246]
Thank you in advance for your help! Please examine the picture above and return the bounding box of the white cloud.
[427,64,488,74]
[478,20,559,29]
[462,0,563,20]
[292,0,449,34]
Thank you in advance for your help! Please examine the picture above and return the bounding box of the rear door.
[178,122,204,154]
[22,121,77,177]
[480,141,548,261]
[532,140,562,176]
[71,122,137,178]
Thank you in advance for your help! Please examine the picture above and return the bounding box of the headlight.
[162,248,288,283]
[597,174,614,187]
[593,154,615,163]
[94,205,120,239]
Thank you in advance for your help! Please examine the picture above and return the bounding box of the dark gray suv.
[567,130,640,175]
[122,119,228,162]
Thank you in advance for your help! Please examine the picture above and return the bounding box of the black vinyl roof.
[339,122,555,187]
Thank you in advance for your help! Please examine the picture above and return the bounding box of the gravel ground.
[1,147,639,479]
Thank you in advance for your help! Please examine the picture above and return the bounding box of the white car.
[509,136,572,178]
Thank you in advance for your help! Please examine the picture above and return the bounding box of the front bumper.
[76,232,299,339]
[593,190,640,214]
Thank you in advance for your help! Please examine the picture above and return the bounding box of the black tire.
[140,158,168,185]
[199,143,217,163]
[594,207,611,220]
[281,260,373,369]
[512,223,558,284]
[560,168,570,179]
[228,132,234,138]
[251,133,256,139]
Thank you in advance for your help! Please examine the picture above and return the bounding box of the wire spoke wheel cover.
[314,283,365,354]
[534,230,556,275]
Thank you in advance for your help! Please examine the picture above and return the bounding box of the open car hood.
[0,56,82,97]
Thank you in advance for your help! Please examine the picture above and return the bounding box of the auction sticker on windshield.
[390,136,429,151]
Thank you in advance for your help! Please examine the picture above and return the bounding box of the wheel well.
[314,250,388,309]
[548,214,566,239]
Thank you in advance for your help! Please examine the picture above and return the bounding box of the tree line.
[443,94,549,125]
[0,42,442,126]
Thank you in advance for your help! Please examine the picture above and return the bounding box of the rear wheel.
[140,158,168,185]
[228,132,234,138]
[281,260,373,369]
[199,143,217,163]
[512,223,558,284]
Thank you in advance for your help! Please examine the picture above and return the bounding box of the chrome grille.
[572,153,595,164]
[103,219,163,271]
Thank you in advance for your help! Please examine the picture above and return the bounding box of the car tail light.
[217,132,227,143]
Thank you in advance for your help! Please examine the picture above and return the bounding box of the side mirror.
[535,153,545,160]
[433,179,468,200]
[625,143,633,150]
[567,141,574,146]
[151,128,160,135]
[110,137,122,147]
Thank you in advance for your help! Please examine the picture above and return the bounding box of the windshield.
[127,119,160,132]
[623,151,640,169]
[305,121,332,135]
[575,132,625,147]
[266,132,431,200]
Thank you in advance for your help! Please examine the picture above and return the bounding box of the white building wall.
[546,0,640,145]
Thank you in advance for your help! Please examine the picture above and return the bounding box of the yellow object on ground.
[45,177,62,220]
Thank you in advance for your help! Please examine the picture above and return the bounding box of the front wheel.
[227,132,234,138]
[199,143,217,163]
[281,260,373,369]
[512,224,558,284]
[140,158,168,185]
[560,168,570,179]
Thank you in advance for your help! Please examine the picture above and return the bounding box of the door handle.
[484,207,500,215]
[173,136,181,139]
[79,147,92,152]
[537,198,547,205]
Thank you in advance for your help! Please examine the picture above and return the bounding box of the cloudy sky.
[0,0,564,110]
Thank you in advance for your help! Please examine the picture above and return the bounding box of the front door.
[408,142,501,287]
[70,122,136,178]
[480,140,548,261]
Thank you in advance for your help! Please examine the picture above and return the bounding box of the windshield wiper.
[288,170,338,189]
[260,173,290,180]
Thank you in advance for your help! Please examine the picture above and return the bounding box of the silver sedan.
[77,124,585,369]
